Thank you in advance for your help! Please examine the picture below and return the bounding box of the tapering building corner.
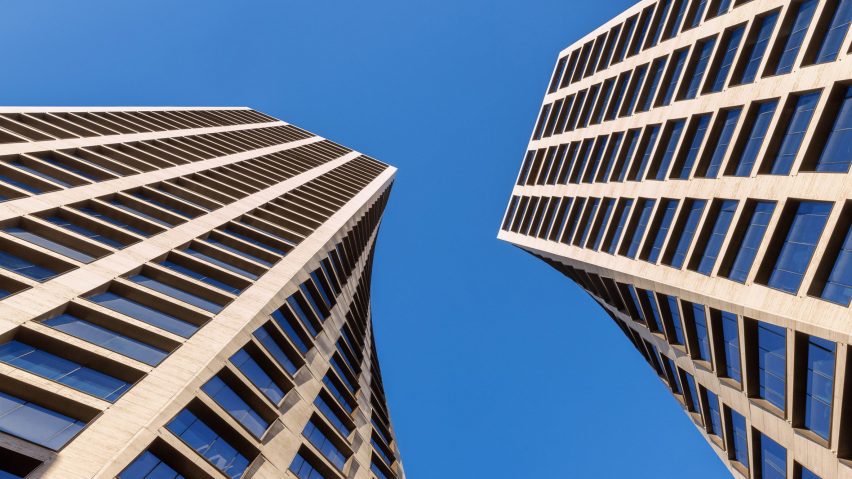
[499,0,850,477]
[0,107,404,479]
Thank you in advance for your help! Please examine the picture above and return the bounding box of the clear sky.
[2,1,731,477]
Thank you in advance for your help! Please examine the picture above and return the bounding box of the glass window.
[649,0,673,48]
[288,295,319,337]
[757,322,786,410]
[0,391,84,450]
[702,108,742,178]
[814,86,852,173]
[708,26,745,92]
[204,237,271,267]
[801,467,822,479]
[43,313,167,366]
[577,198,600,247]
[683,371,700,412]
[639,57,667,112]
[166,409,248,479]
[323,375,353,413]
[532,104,550,141]
[591,199,615,251]
[813,0,852,64]
[222,227,286,255]
[647,199,679,263]
[667,0,689,37]
[303,419,347,470]
[89,291,198,338]
[641,289,665,332]
[159,259,240,295]
[663,295,685,344]
[0,249,58,281]
[118,450,185,479]
[5,226,95,263]
[731,101,778,177]
[231,349,284,404]
[705,389,723,437]
[253,326,298,375]
[730,408,749,468]
[330,357,356,393]
[183,248,258,280]
[663,357,683,394]
[739,13,779,84]
[688,0,708,28]
[727,201,776,282]
[623,199,655,259]
[613,130,640,182]
[721,311,742,382]
[606,199,634,254]
[109,199,174,228]
[768,92,819,175]
[821,223,852,306]
[45,215,124,249]
[289,452,328,479]
[668,199,706,268]
[689,303,712,361]
[758,432,786,479]
[631,125,661,181]
[774,0,818,74]
[656,121,687,181]
[77,206,151,237]
[674,114,711,179]
[202,376,268,438]
[130,274,222,313]
[659,50,688,106]
[632,8,653,55]
[10,160,71,188]
[713,0,732,17]
[0,340,129,402]
[685,39,716,99]
[766,201,832,293]
[804,336,835,439]
[0,172,44,194]
[371,461,392,479]
[548,57,567,93]
[695,200,738,275]
[623,65,648,117]
[315,395,352,437]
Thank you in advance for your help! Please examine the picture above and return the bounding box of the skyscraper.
[499,1,850,477]
[0,107,403,479]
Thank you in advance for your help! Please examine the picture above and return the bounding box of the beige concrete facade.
[499,0,851,478]
[0,107,404,479]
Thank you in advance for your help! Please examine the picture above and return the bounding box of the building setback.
[499,0,850,478]
[0,107,403,479]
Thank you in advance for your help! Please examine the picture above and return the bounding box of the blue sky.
[2,1,730,477]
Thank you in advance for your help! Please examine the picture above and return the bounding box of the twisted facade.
[0,107,403,479]
[499,1,851,477]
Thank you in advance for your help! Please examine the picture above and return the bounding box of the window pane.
[668,200,706,268]
[659,50,688,106]
[315,395,352,437]
[705,389,722,436]
[0,340,129,402]
[230,349,284,404]
[732,101,778,177]
[45,215,124,249]
[159,260,240,295]
[774,0,818,74]
[166,409,248,479]
[639,58,668,112]
[5,227,94,263]
[647,199,679,263]
[0,391,84,450]
[740,13,779,84]
[804,336,835,439]
[89,292,198,338]
[730,408,749,468]
[703,108,741,178]
[759,432,786,479]
[653,121,685,180]
[0,250,58,281]
[130,274,223,313]
[607,199,634,254]
[721,311,742,382]
[813,0,852,64]
[303,420,347,470]
[767,202,832,293]
[43,313,167,366]
[696,200,738,275]
[685,39,716,99]
[708,26,744,92]
[118,451,185,479]
[623,199,656,258]
[631,126,661,181]
[757,322,786,410]
[815,86,852,173]
[821,223,852,306]
[768,92,819,175]
[690,303,712,361]
[728,201,775,282]
[202,376,269,438]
